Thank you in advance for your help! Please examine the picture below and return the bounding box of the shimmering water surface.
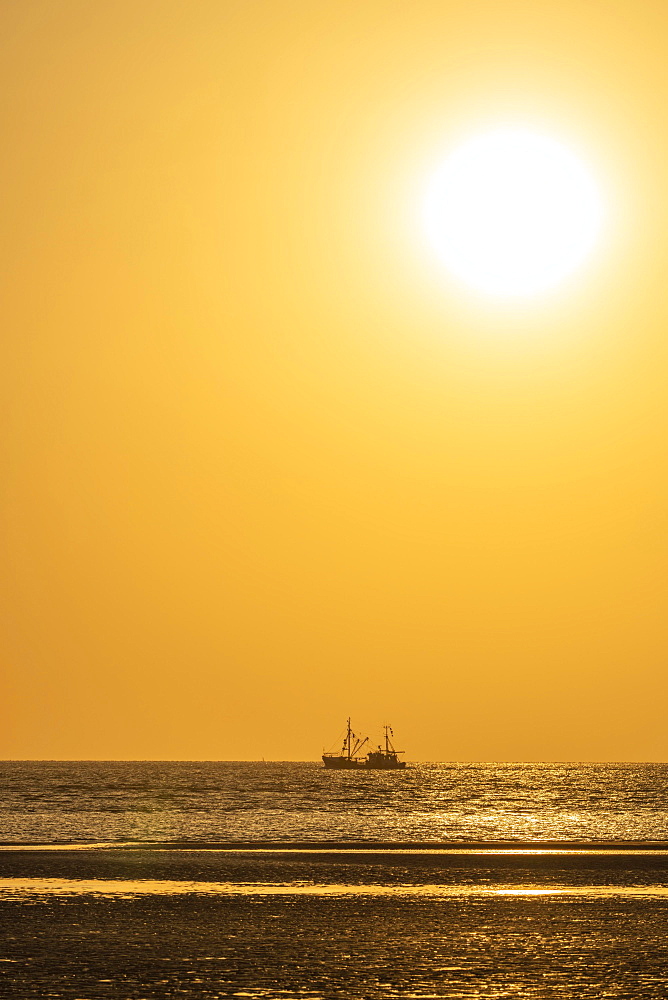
[2,763,668,997]
[2,760,668,843]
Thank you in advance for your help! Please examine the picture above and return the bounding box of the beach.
[3,844,668,997]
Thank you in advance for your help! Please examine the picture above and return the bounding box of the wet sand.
[3,842,668,887]
[5,889,668,998]
[3,845,668,998]
[5,838,668,850]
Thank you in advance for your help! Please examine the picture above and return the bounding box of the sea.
[2,761,668,998]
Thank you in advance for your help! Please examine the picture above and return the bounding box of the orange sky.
[3,0,668,760]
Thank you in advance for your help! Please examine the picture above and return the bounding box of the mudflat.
[2,846,668,998]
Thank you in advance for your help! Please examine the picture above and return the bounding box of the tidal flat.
[2,846,668,998]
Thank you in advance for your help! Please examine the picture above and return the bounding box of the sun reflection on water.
[2,878,668,900]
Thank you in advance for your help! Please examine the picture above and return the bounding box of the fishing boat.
[322,718,406,770]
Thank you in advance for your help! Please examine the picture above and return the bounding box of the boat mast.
[347,717,352,760]
[384,724,390,755]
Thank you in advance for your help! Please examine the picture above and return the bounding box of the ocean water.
[3,762,668,997]
[2,760,668,844]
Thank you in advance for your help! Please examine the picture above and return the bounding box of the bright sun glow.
[423,127,604,297]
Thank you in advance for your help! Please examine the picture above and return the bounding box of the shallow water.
[3,760,668,843]
[5,876,668,897]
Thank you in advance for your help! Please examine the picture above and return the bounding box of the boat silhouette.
[322,718,406,770]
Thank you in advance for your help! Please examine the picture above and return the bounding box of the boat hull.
[321,755,366,769]
[322,754,406,770]
[365,758,406,770]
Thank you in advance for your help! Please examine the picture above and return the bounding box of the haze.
[3,1,668,761]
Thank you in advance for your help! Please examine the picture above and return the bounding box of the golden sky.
[3,0,668,760]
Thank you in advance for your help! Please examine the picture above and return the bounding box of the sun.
[423,127,604,298]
